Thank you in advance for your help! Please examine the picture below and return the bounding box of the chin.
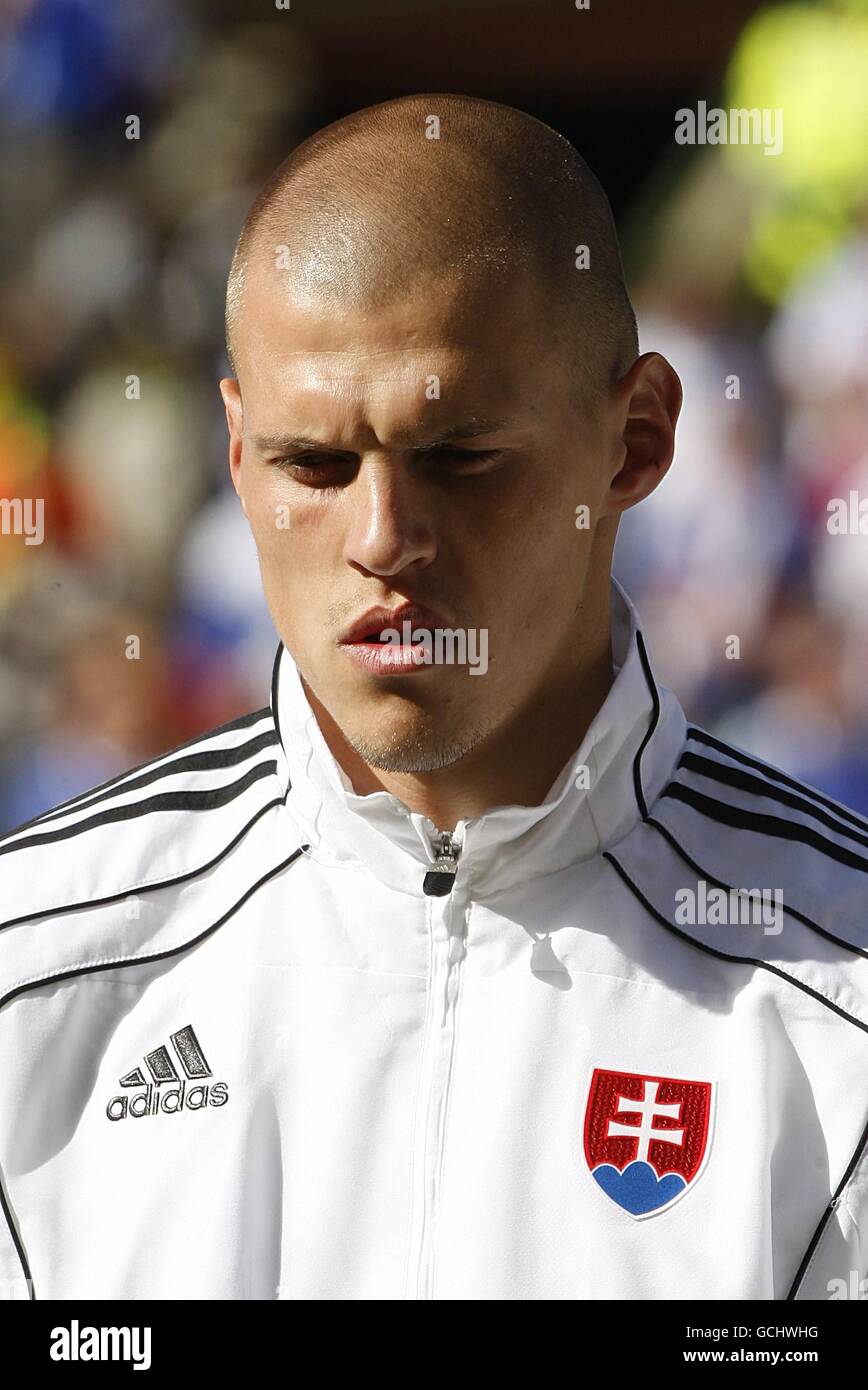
[348,740,465,776]
[343,699,489,776]
[347,703,438,755]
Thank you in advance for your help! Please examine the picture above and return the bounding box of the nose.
[342,456,437,578]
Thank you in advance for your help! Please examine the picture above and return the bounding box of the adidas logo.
[106,1024,229,1121]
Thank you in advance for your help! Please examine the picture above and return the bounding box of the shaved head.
[219,91,681,816]
[225,93,638,400]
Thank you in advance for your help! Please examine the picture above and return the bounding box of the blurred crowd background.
[1,0,868,831]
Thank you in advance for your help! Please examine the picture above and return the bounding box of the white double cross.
[606,1079,684,1163]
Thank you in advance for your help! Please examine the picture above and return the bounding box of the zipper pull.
[422,829,461,896]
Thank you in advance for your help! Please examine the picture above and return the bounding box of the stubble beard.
[342,703,493,774]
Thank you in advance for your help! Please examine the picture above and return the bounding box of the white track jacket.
[1,578,867,1301]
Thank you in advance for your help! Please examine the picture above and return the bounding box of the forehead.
[236,264,555,423]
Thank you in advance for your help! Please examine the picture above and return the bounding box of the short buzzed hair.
[225,93,638,404]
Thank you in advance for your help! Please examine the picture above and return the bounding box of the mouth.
[338,603,449,676]
[352,630,432,645]
[339,603,448,646]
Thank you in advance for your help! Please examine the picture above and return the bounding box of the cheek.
[479,480,593,638]
[243,484,340,642]
[489,465,591,572]
[245,477,318,564]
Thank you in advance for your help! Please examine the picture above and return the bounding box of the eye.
[424,448,504,473]
[266,446,505,484]
[269,454,354,486]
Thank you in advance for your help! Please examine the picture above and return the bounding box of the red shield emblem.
[583,1067,714,1218]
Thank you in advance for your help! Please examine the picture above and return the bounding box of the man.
[1,93,867,1302]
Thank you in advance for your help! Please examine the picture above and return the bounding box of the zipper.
[422,830,460,897]
[406,826,468,1299]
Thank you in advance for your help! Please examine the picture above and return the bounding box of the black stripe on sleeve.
[20,729,278,834]
[602,848,868,1033]
[0,706,273,845]
[661,782,868,877]
[0,786,289,935]
[679,749,868,853]
[0,759,278,859]
[686,726,868,835]
[644,814,868,960]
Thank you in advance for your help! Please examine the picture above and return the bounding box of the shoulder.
[624,722,868,958]
[0,706,285,933]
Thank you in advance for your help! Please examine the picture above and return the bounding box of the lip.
[338,602,450,678]
[339,602,450,645]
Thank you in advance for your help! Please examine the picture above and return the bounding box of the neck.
[303,619,615,832]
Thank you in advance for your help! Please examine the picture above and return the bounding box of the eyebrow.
[251,417,511,455]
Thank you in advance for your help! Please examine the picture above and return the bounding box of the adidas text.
[107,1080,228,1120]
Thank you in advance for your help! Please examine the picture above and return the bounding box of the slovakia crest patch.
[583,1067,714,1218]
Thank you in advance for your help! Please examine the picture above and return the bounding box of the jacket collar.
[270,577,687,897]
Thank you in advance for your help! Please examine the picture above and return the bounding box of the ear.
[219,378,247,516]
[601,352,682,518]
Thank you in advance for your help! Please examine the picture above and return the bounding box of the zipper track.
[407,856,467,1299]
